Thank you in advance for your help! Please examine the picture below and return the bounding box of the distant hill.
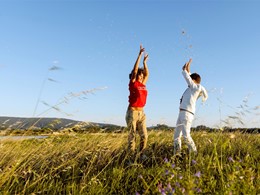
[0,116,123,131]
[1,116,258,133]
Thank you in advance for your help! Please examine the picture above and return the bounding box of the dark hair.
[190,73,201,84]
[129,68,144,79]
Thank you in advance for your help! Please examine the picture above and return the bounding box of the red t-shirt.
[128,81,148,107]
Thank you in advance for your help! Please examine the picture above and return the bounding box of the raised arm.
[130,45,145,82]
[182,58,197,88]
[142,53,149,85]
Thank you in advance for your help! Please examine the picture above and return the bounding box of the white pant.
[173,110,197,154]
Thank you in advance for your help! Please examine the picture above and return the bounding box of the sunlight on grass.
[0,131,259,194]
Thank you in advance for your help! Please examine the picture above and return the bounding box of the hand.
[187,58,192,66]
[182,58,192,71]
[143,53,149,63]
[186,58,192,73]
[139,44,145,55]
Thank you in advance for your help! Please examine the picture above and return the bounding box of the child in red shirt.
[126,45,149,153]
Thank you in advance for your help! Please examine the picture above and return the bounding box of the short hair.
[190,73,201,84]
[129,68,144,79]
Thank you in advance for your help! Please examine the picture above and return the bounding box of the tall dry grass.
[0,131,259,194]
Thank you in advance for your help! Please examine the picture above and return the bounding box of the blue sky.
[0,0,259,128]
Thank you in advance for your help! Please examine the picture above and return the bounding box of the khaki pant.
[173,110,197,154]
[125,109,148,152]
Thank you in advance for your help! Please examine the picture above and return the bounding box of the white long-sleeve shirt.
[179,70,208,114]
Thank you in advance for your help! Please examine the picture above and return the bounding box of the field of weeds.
[0,131,259,194]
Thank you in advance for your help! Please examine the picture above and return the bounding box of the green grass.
[0,131,259,194]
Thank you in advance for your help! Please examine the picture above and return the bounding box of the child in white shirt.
[174,59,208,155]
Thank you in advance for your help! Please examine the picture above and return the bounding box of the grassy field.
[0,131,259,194]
